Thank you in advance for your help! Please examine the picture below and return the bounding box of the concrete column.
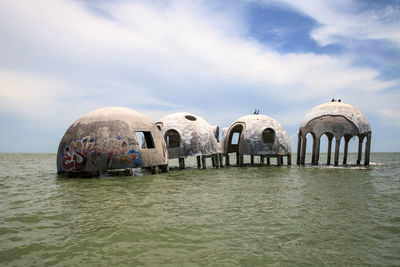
[314,137,320,165]
[364,134,371,166]
[357,136,364,165]
[215,154,220,168]
[343,138,350,165]
[300,135,307,165]
[277,156,282,166]
[219,153,223,168]
[260,156,265,166]
[211,155,216,167]
[334,138,340,166]
[151,166,159,174]
[239,154,244,166]
[311,136,316,165]
[327,137,333,165]
[287,155,292,165]
[236,152,240,165]
[225,154,230,166]
[250,155,254,165]
[202,155,207,169]
[179,157,185,169]
[296,134,302,165]
[197,156,201,169]
[267,157,270,165]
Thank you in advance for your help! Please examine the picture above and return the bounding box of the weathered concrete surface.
[298,102,372,166]
[222,115,292,157]
[57,107,168,175]
[155,113,222,159]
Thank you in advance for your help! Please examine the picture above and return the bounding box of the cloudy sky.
[1,0,399,153]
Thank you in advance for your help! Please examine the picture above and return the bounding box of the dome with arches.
[222,114,291,166]
[297,101,372,166]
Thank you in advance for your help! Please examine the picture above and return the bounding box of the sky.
[0,0,400,153]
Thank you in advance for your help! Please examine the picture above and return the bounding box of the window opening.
[135,131,155,149]
[165,130,180,148]
[185,115,197,121]
[231,132,240,145]
[262,128,275,144]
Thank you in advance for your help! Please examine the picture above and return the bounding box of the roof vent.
[185,115,196,121]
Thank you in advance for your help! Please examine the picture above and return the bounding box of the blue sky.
[0,0,399,152]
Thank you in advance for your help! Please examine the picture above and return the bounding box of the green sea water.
[0,153,399,266]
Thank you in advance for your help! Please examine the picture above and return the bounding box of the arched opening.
[227,124,244,164]
[320,132,333,165]
[165,129,180,148]
[305,132,315,164]
[262,128,275,144]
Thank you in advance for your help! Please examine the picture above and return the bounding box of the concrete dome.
[155,112,221,159]
[222,114,291,156]
[300,102,371,134]
[57,107,168,175]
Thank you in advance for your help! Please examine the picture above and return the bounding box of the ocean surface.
[0,153,399,266]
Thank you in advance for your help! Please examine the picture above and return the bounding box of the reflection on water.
[0,153,399,266]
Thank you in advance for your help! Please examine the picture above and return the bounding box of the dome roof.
[224,114,291,154]
[300,102,371,133]
[156,112,221,157]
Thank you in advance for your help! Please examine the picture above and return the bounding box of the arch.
[319,132,334,165]
[165,129,181,148]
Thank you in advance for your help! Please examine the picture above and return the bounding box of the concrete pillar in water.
[267,157,270,165]
[334,138,340,166]
[357,136,364,165]
[236,152,240,165]
[364,134,371,166]
[250,155,254,165]
[211,155,216,167]
[311,136,316,165]
[300,135,307,165]
[202,155,207,169]
[197,156,201,169]
[277,156,281,166]
[343,137,350,165]
[239,154,244,167]
[296,134,302,165]
[179,157,185,170]
[314,137,320,165]
[260,156,265,166]
[327,136,333,165]
[219,154,223,168]
[225,154,230,166]
[287,155,292,165]
[215,154,220,168]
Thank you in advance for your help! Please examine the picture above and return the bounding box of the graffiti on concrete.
[59,136,140,171]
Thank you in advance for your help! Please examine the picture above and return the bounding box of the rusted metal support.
[179,157,185,170]
[334,138,340,166]
[151,166,159,174]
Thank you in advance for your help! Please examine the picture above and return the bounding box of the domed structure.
[155,113,222,169]
[57,107,168,177]
[222,114,292,166]
[297,101,372,166]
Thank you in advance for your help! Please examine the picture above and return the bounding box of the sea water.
[0,153,399,266]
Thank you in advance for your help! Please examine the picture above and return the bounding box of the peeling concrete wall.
[57,107,168,174]
[156,113,221,159]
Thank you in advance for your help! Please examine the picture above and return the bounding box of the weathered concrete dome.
[155,112,221,159]
[297,101,372,166]
[222,115,292,157]
[300,102,371,135]
[57,107,168,176]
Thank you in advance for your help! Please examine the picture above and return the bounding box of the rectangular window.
[135,131,155,149]
[231,132,240,145]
